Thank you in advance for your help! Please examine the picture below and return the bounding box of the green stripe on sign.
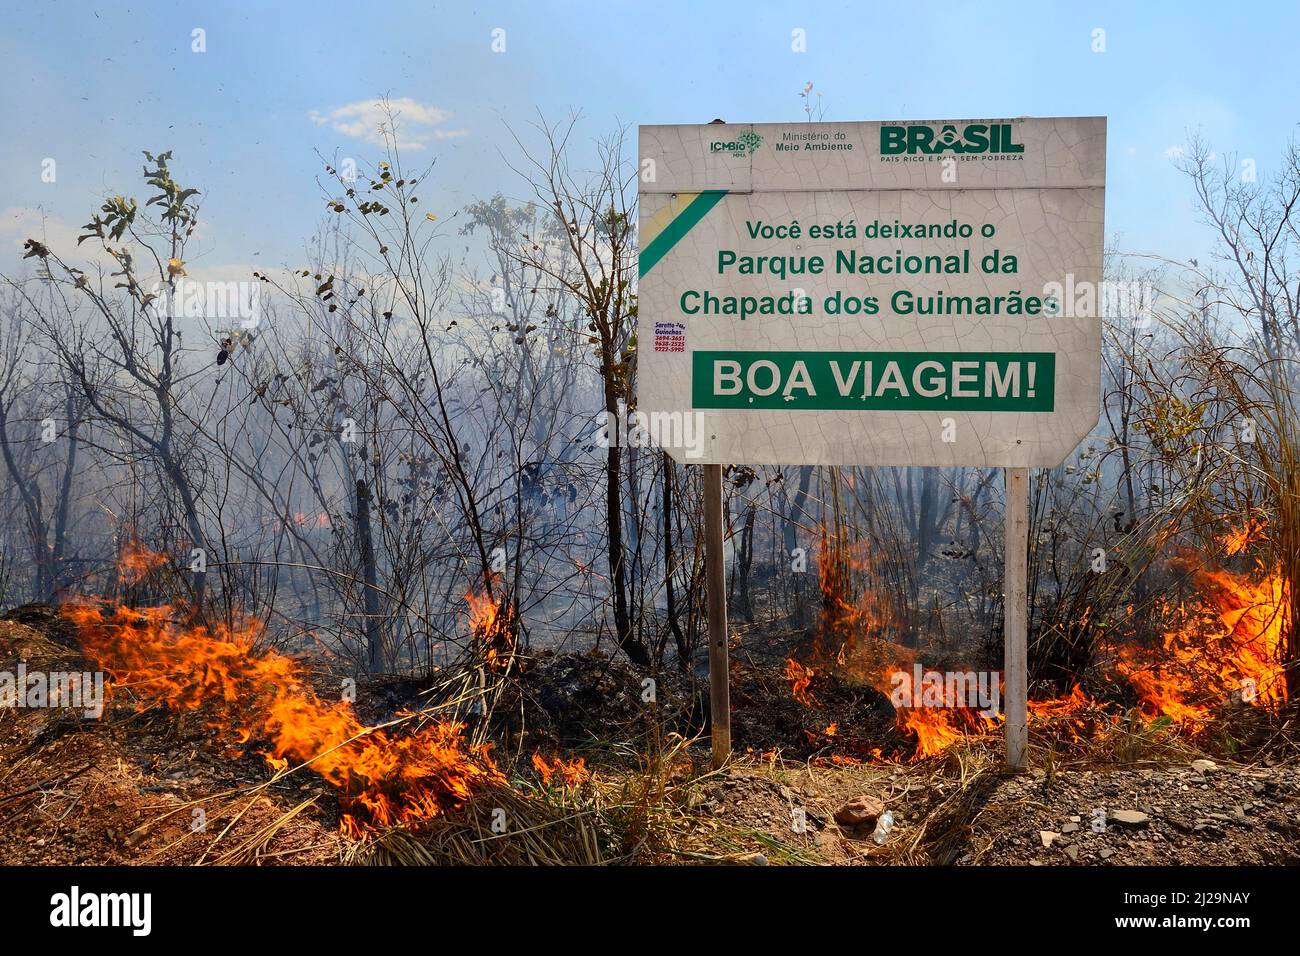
[639,190,728,278]
[692,351,1056,411]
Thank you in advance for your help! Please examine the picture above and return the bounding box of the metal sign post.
[702,462,731,767]
[1003,467,1029,769]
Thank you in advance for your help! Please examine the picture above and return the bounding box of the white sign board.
[637,117,1106,467]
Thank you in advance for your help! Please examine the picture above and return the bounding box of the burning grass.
[1117,558,1288,723]
[783,527,1291,766]
[62,601,503,838]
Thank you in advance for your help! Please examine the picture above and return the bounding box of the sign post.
[702,463,730,767]
[1003,467,1030,769]
[637,117,1105,771]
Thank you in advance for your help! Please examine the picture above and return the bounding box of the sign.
[637,117,1106,467]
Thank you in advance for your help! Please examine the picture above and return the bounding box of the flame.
[803,524,999,759]
[1027,684,1090,719]
[884,663,1002,759]
[866,549,1289,755]
[794,521,1293,761]
[62,597,502,837]
[785,658,817,706]
[531,753,590,788]
[465,575,516,671]
[117,539,168,585]
[814,527,892,679]
[1220,519,1265,557]
[1118,558,1288,722]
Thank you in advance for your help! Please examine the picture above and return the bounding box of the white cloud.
[308,97,468,150]
[1164,146,1185,159]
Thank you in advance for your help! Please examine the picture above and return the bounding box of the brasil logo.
[880,123,1024,156]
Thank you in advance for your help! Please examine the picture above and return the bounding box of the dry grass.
[350,733,723,865]
[346,706,1295,867]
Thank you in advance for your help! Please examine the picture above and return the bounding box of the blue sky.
[2,0,1297,277]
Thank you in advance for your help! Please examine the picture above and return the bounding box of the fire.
[897,708,976,759]
[117,539,168,585]
[884,663,1002,759]
[1220,519,1265,557]
[1027,684,1090,719]
[1118,559,1288,722]
[890,684,1000,760]
[63,601,502,837]
[531,753,590,788]
[803,524,1003,759]
[792,518,1295,762]
[785,658,816,706]
[465,575,516,670]
[814,526,892,679]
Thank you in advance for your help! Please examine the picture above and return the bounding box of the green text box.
[691,351,1055,411]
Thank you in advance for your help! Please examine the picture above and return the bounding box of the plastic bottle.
[872,810,894,845]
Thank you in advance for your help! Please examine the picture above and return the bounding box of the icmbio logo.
[710,130,763,157]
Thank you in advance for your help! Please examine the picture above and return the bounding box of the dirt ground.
[685,756,1300,865]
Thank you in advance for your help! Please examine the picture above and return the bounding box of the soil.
[968,761,1300,865]
[686,756,1300,865]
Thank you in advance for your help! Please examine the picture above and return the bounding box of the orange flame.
[814,527,892,678]
[1118,559,1288,722]
[804,525,999,759]
[1220,519,1265,557]
[531,753,590,788]
[883,664,1002,759]
[785,658,816,706]
[793,517,1292,759]
[117,539,168,585]
[1027,684,1090,719]
[465,575,516,671]
[62,600,502,837]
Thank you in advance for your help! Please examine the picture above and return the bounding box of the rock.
[1100,847,1115,859]
[1064,845,1079,862]
[1110,809,1150,827]
[1040,830,1062,848]
[1191,759,1219,774]
[835,794,885,827]
[737,852,768,865]
[1061,822,1080,834]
